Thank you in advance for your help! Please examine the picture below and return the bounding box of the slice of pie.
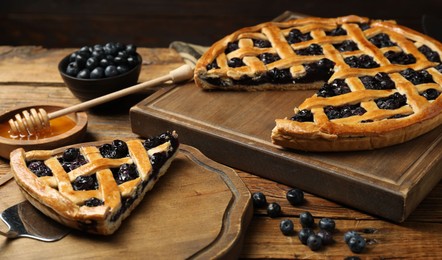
[194,15,442,151]
[10,131,179,235]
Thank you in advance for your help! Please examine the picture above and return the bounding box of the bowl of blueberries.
[59,42,142,101]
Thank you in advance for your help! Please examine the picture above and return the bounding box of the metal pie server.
[0,201,70,242]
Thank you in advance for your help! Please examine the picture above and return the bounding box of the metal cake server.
[0,201,70,242]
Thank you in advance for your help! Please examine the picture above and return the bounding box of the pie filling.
[21,131,179,233]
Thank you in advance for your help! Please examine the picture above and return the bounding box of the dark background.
[1,0,441,48]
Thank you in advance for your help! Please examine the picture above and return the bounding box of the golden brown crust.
[10,133,179,235]
[195,15,442,151]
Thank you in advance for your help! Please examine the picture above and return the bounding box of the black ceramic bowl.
[58,53,142,101]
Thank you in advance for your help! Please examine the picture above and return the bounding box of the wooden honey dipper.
[8,64,194,137]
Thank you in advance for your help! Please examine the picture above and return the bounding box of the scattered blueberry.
[318,218,336,232]
[299,211,315,228]
[267,202,282,218]
[286,188,304,205]
[252,192,267,208]
[344,230,360,244]
[317,229,334,245]
[347,234,366,253]
[279,219,295,235]
[298,227,315,245]
[306,234,323,251]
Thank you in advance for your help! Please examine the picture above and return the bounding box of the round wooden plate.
[0,144,253,259]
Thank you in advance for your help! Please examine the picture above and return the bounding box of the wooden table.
[0,46,441,259]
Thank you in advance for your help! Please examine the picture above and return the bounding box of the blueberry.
[306,234,323,251]
[86,57,99,70]
[114,163,138,184]
[299,211,314,228]
[74,54,87,68]
[225,41,239,54]
[347,234,366,253]
[344,55,379,68]
[287,29,312,43]
[90,67,104,79]
[112,140,129,158]
[334,40,358,52]
[117,64,129,74]
[206,60,219,70]
[104,42,118,55]
[127,55,139,68]
[317,229,334,245]
[66,62,80,76]
[84,197,104,207]
[369,33,395,48]
[295,44,323,55]
[72,175,98,191]
[375,93,407,110]
[344,230,359,244]
[126,44,137,54]
[326,26,347,36]
[62,148,80,162]
[318,218,336,232]
[279,219,295,236]
[77,69,90,79]
[298,227,315,244]
[258,53,280,64]
[267,202,282,218]
[78,46,91,57]
[99,143,114,158]
[228,57,245,68]
[421,88,440,100]
[252,192,267,208]
[150,152,168,172]
[418,45,441,62]
[291,109,313,122]
[28,160,52,177]
[253,39,271,48]
[104,65,118,77]
[100,58,112,68]
[384,51,416,65]
[286,188,304,205]
[268,68,293,84]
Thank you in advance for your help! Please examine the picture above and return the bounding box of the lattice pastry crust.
[10,131,179,235]
[194,15,442,151]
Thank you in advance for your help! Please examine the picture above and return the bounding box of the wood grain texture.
[0,46,441,258]
[130,82,442,222]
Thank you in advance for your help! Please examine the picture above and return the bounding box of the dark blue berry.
[279,219,295,235]
[225,41,239,54]
[400,68,434,85]
[375,92,407,110]
[62,148,80,162]
[268,68,293,84]
[126,44,137,54]
[253,39,271,48]
[418,45,441,62]
[326,26,347,36]
[295,44,323,55]
[306,234,323,251]
[344,230,359,244]
[369,33,395,48]
[90,67,104,79]
[117,64,129,74]
[286,188,304,205]
[317,229,334,245]
[252,192,267,208]
[114,163,138,184]
[72,175,98,191]
[228,57,245,68]
[84,197,104,207]
[150,152,168,172]
[291,109,313,122]
[384,51,416,65]
[334,40,358,52]
[344,55,379,68]
[287,29,312,43]
[299,211,314,228]
[258,53,280,64]
[267,202,282,218]
[28,160,53,177]
[347,234,366,253]
[421,88,440,100]
[298,227,315,244]
[66,62,80,76]
[318,218,336,232]
[104,65,118,77]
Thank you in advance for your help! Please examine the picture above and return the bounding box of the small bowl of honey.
[0,104,88,159]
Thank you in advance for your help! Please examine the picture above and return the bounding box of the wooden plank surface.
[0,46,442,259]
[130,82,442,222]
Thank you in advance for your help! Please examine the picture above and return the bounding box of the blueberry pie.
[10,131,179,235]
[194,15,442,151]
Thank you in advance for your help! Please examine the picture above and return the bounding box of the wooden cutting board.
[130,82,442,222]
[0,145,252,259]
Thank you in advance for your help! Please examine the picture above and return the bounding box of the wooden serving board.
[130,82,442,222]
[0,145,252,259]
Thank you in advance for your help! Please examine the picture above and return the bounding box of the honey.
[0,115,77,140]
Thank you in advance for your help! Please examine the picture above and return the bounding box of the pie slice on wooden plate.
[10,131,179,235]
[194,15,442,151]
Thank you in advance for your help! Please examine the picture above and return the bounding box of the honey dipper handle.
[49,64,194,119]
